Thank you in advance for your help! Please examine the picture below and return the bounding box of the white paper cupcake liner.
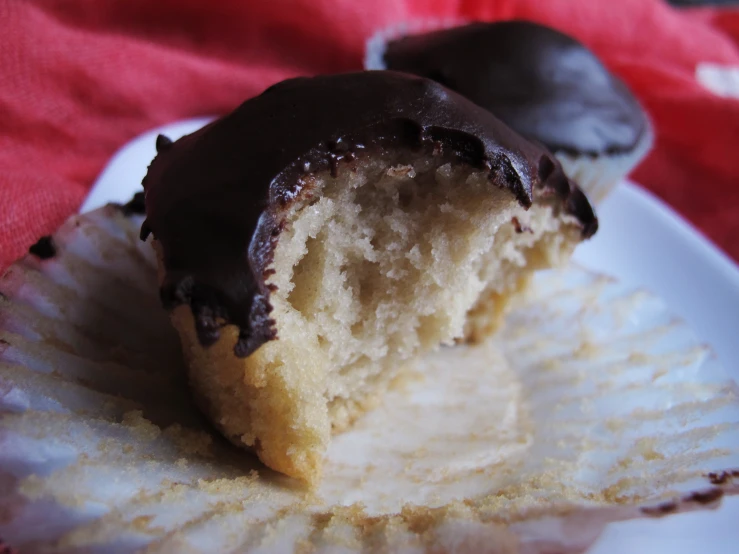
[365,20,655,205]
[1,206,737,553]
[364,18,468,72]
[554,124,655,205]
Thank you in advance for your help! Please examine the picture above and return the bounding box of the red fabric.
[2,0,739,270]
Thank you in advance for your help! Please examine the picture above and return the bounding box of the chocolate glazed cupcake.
[141,71,596,485]
[369,20,653,204]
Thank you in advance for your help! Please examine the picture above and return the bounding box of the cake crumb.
[121,410,161,441]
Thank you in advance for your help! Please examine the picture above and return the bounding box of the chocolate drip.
[119,191,146,216]
[155,134,173,152]
[28,236,56,260]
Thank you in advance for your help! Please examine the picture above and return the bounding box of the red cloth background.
[2,0,739,271]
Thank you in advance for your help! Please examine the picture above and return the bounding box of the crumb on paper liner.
[0,206,737,553]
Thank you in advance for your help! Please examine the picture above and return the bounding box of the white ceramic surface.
[81,119,739,554]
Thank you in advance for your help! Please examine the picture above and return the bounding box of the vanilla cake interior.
[167,147,583,485]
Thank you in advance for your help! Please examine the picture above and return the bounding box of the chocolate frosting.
[141,70,596,357]
[118,191,146,216]
[383,21,648,156]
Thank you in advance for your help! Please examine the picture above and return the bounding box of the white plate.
[82,118,739,553]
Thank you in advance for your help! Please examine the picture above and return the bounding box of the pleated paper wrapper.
[0,205,737,554]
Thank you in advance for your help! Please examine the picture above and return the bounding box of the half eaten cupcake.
[140,71,597,486]
[373,20,653,204]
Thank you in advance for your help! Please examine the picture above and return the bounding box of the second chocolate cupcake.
[369,20,653,204]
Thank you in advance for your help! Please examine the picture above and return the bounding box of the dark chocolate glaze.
[28,236,56,260]
[142,71,596,357]
[118,191,146,216]
[383,21,649,156]
[155,134,173,153]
